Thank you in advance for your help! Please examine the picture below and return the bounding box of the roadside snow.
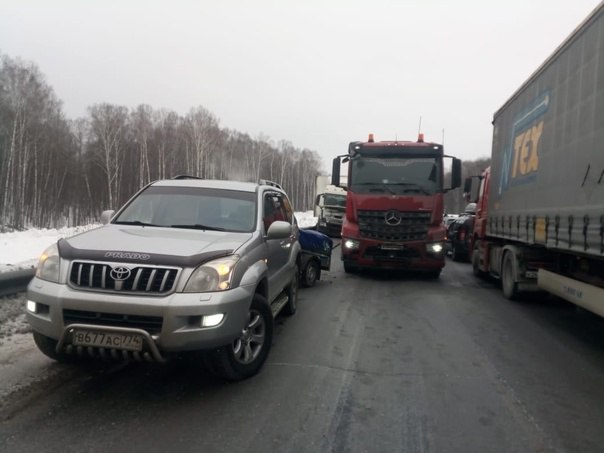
[0,225,101,274]
[295,210,317,229]
[0,212,317,273]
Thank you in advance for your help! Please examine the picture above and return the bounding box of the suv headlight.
[184,255,240,293]
[35,243,60,283]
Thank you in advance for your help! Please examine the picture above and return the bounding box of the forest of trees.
[0,54,323,230]
[0,53,490,231]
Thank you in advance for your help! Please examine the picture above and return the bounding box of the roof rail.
[259,179,283,190]
[171,175,203,180]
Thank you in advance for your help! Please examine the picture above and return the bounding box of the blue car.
[299,229,333,287]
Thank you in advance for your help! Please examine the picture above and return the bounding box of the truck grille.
[358,210,431,242]
[63,309,163,335]
[69,261,178,294]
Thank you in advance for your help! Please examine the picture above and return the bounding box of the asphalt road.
[2,257,604,452]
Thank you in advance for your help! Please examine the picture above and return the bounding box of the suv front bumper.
[26,277,255,355]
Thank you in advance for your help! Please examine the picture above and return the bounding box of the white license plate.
[72,329,143,352]
[381,243,405,251]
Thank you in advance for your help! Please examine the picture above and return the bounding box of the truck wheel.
[451,244,460,262]
[343,262,357,274]
[33,331,70,362]
[501,252,519,300]
[210,293,273,381]
[282,264,299,316]
[301,259,319,287]
[472,247,481,276]
[426,269,442,279]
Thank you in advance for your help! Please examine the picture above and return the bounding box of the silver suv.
[26,177,300,381]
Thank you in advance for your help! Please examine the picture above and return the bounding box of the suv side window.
[263,192,293,232]
[263,193,278,232]
[281,196,294,224]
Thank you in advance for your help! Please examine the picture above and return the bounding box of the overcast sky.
[1,0,601,170]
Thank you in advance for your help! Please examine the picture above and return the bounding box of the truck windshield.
[324,194,346,207]
[349,156,440,195]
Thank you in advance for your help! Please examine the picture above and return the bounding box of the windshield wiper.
[171,224,226,231]
[113,220,159,227]
[369,185,395,195]
[385,183,432,195]
[356,182,396,195]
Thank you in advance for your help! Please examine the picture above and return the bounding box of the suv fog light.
[427,242,444,253]
[27,300,37,313]
[201,313,225,327]
[343,238,360,250]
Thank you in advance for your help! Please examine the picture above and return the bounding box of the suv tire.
[282,264,299,316]
[210,293,274,381]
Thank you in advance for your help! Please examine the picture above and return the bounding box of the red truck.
[465,3,604,314]
[331,134,462,277]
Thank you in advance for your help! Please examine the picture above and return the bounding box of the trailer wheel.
[301,259,319,287]
[501,251,519,300]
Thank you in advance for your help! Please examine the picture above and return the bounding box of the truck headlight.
[35,243,60,283]
[184,255,239,293]
[343,238,360,250]
[426,242,444,254]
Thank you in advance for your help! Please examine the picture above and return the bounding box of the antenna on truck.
[417,116,422,135]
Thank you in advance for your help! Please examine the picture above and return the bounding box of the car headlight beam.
[343,238,360,250]
[426,242,445,254]
[184,255,240,293]
[35,243,61,283]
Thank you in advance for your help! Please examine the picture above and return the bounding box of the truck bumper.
[317,221,342,237]
[341,239,445,271]
[26,277,254,354]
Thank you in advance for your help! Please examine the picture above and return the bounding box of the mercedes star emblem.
[385,210,402,226]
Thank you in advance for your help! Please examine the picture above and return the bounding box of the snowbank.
[0,212,318,273]
[0,225,100,274]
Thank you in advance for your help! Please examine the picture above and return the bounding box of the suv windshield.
[350,156,440,195]
[114,186,257,232]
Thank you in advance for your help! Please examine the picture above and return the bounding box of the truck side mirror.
[463,178,473,202]
[451,158,462,189]
[331,158,341,187]
[463,177,472,195]
[463,175,482,202]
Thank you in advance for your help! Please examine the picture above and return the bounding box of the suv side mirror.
[451,158,462,189]
[266,220,292,240]
[100,210,115,225]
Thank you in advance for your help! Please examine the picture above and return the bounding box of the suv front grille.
[69,262,179,294]
[63,309,163,335]
[358,210,431,242]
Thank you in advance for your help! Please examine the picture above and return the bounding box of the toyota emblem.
[110,266,131,281]
[385,210,402,226]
